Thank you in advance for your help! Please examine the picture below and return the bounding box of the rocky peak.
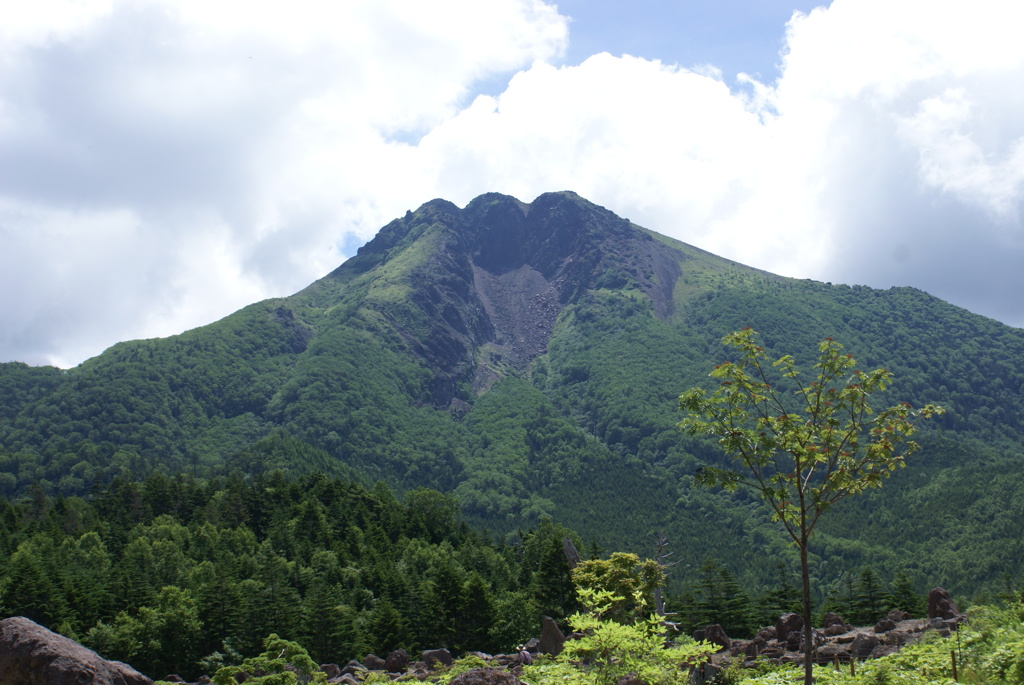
[324,191,685,407]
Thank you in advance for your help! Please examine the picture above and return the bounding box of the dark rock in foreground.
[0,616,152,685]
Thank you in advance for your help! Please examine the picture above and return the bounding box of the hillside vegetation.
[1,191,1023,600]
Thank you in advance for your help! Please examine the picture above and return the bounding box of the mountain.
[2,191,1023,598]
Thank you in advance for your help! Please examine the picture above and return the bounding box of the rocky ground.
[0,589,965,685]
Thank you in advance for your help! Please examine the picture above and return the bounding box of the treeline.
[0,472,949,682]
[0,472,581,679]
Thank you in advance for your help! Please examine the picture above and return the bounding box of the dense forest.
[0,471,951,681]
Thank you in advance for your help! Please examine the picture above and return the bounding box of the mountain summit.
[2,191,1024,594]
[314,191,699,407]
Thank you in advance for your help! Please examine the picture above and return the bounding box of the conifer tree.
[851,567,884,625]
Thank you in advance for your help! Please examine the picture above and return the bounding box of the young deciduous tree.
[570,552,664,625]
[678,328,942,685]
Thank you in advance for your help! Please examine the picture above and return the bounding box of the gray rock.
[385,649,410,673]
[823,623,849,637]
[745,636,767,658]
[539,616,566,656]
[850,633,880,658]
[0,617,152,685]
[421,648,453,669]
[365,654,387,671]
[329,675,361,685]
[822,612,846,628]
[873,618,897,633]
[775,613,803,643]
[815,643,849,662]
[703,624,731,651]
[786,630,803,652]
[448,668,519,685]
[341,659,367,676]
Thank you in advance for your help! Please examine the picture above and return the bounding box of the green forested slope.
[0,472,587,679]
[1,191,1023,600]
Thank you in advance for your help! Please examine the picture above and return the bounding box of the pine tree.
[1,545,67,626]
[887,571,923,617]
[851,567,884,625]
[754,561,802,627]
[456,572,496,652]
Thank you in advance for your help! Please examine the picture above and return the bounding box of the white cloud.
[0,0,567,365]
[2,0,1024,367]
[415,0,1024,323]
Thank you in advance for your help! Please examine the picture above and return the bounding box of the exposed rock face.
[0,616,152,685]
[339,191,689,407]
[927,587,961,619]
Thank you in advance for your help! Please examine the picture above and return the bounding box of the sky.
[2,0,1023,368]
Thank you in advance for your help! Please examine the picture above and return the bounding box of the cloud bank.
[1,0,1023,366]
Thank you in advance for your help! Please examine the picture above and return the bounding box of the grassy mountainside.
[1,191,1023,598]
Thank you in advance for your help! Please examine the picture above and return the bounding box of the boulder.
[785,631,803,652]
[448,668,519,685]
[815,643,849,663]
[340,659,366,676]
[887,609,910,622]
[756,626,777,641]
[421,648,453,669]
[745,636,767,658]
[927,588,960,620]
[822,612,846,628]
[703,624,731,651]
[873,618,897,634]
[823,623,849,637]
[850,633,880,659]
[538,616,566,656]
[884,629,916,647]
[364,654,386,671]
[775,613,803,643]
[321,664,342,679]
[385,649,410,673]
[329,675,361,685]
[0,616,152,685]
